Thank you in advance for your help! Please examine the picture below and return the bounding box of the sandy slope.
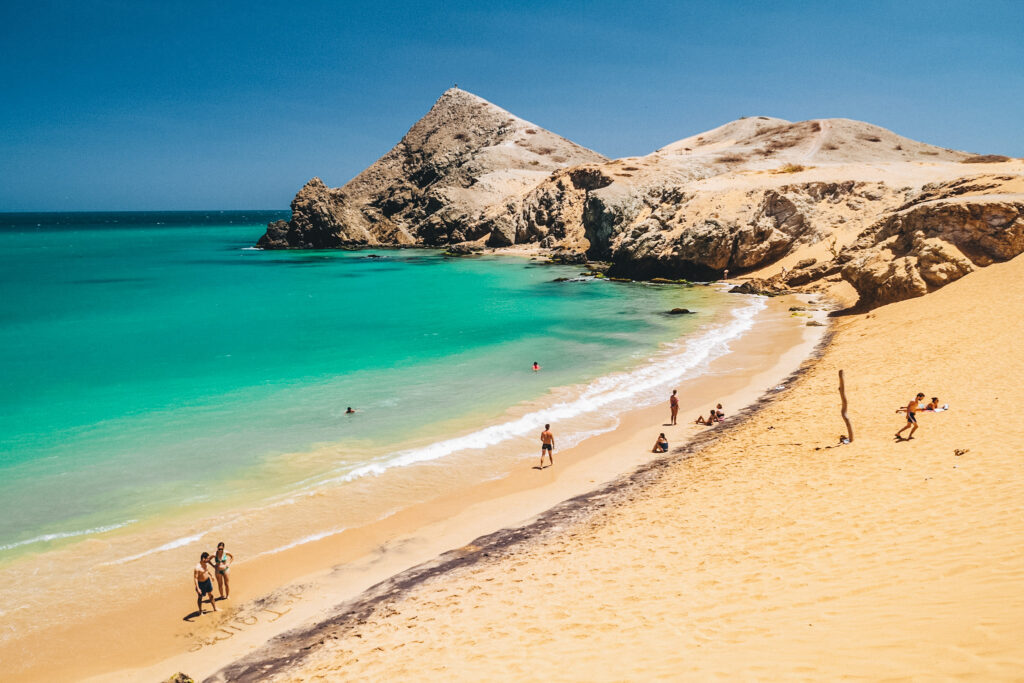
[274,256,1024,680]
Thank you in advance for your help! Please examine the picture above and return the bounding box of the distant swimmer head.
[346,407,355,414]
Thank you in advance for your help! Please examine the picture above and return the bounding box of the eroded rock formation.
[259,88,1023,308]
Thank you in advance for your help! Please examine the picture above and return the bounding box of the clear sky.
[2,1,1022,211]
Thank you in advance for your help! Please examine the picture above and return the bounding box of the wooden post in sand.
[839,369,854,442]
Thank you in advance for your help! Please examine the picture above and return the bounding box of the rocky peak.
[257,89,606,249]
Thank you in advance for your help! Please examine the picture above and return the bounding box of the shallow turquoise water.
[0,211,735,557]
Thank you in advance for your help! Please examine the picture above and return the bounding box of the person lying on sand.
[923,397,940,411]
[695,408,719,425]
[652,433,669,453]
[194,552,218,614]
[539,424,555,468]
[896,392,926,440]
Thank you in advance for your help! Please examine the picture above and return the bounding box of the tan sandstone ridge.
[258,88,1023,308]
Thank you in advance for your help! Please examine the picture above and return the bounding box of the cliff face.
[259,89,1023,309]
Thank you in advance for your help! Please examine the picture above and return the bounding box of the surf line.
[314,296,767,485]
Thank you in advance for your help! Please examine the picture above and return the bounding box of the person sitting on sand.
[652,433,669,453]
[214,541,233,600]
[923,397,940,411]
[715,403,725,420]
[896,392,926,440]
[695,408,718,425]
[539,424,555,468]
[194,552,218,615]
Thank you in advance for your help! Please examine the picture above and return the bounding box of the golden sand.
[253,257,1024,680]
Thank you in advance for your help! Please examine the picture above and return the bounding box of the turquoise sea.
[0,211,752,560]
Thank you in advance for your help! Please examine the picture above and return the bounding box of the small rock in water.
[806,320,825,326]
[667,308,695,315]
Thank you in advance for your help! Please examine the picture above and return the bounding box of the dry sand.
[225,257,1024,680]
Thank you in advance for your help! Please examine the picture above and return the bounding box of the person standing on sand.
[214,541,233,600]
[896,392,926,440]
[539,424,555,468]
[669,390,679,425]
[194,552,218,614]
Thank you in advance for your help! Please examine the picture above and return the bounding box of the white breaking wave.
[247,527,349,561]
[105,531,206,565]
[317,296,767,485]
[0,520,137,553]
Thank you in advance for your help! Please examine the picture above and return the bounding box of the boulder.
[667,308,695,314]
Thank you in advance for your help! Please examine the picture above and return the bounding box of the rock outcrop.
[840,196,1024,307]
[260,88,1023,309]
[257,88,605,249]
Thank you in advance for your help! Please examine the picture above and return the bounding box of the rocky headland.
[259,88,1023,309]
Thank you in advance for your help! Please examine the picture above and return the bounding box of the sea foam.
[317,296,766,485]
[0,520,137,553]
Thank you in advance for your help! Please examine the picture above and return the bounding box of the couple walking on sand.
[192,542,234,615]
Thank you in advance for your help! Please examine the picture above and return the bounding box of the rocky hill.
[257,88,606,249]
[258,89,1023,309]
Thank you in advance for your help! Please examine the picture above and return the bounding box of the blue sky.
[1,1,1021,211]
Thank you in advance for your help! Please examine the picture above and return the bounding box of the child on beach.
[896,392,926,440]
[652,433,669,453]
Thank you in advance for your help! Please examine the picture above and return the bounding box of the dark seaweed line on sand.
[206,329,833,683]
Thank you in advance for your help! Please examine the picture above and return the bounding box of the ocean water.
[0,211,750,560]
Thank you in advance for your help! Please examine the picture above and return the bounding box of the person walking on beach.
[896,392,926,440]
[539,424,555,468]
[194,552,218,615]
[669,390,679,425]
[214,541,233,600]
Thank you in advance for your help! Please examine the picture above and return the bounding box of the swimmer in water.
[345,407,356,414]
[532,362,541,372]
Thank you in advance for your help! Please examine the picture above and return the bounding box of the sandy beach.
[192,257,1024,680]
[1,294,825,682]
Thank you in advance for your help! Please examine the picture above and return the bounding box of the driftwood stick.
[839,369,854,442]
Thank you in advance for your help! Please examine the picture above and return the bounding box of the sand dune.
[267,253,1024,680]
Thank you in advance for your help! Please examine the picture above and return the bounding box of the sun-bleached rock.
[841,196,1024,307]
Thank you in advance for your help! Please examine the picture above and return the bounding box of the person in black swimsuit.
[194,551,218,615]
[539,424,555,468]
[896,392,926,440]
